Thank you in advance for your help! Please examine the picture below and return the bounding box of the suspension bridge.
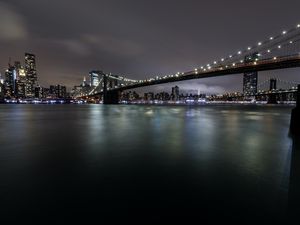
[80,23,300,105]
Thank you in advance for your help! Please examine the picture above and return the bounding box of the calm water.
[0,104,299,224]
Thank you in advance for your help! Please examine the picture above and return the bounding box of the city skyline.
[0,0,300,93]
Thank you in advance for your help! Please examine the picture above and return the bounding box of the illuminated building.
[0,73,4,102]
[15,61,26,98]
[50,85,67,99]
[82,76,89,87]
[34,85,43,99]
[4,65,15,98]
[89,71,102,87]
[243,53,258,96]
[25,53,37,98]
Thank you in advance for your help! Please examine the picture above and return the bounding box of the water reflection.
[288,134,300,223]
[0,104,297,224]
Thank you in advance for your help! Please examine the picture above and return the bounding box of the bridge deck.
[93,55,300,95]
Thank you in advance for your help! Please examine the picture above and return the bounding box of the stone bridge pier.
[103,74,120,104]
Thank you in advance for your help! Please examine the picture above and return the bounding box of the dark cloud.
[0,2,28,40]
[0,0,300,93]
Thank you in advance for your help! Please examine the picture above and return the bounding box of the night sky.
[0,0,300,93]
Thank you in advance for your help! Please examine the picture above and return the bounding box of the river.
[0,104,298,224]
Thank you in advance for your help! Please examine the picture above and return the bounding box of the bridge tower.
[103,74,120,104]
[269,78,277,91]
[267,78,278,104]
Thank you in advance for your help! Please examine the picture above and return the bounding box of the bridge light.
[282,31,287,35]
[273,57,277,60]
[258,42,262,46]
[254,62,257,65]
[232,63,236,66]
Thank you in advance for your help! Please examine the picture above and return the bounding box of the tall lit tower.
[243,53,258,96]
[4,62,15,98]
[25,53,37,98]
[15,61,26,98]
[89,71,101,87]
[0,73,5,101]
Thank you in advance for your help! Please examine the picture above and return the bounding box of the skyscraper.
[15,61,26,98]
[172,86,180,101]
[89,71,102,87]
[243,53,258,96]
[4,64,15,98]
[0,73,4,102]
[25,53,37,98]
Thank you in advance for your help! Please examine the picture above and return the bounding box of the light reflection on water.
[0,104,296,224]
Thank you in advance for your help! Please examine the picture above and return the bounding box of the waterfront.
[0,104,298,224]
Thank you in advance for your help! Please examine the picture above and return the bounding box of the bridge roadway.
[94,55,300,95]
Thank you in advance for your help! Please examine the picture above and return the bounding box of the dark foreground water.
[0,104,299,224]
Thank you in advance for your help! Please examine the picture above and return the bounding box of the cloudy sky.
[0,0,300,93]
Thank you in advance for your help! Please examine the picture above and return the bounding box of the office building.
[243,53,258,95]
[25,53,37,98]
[89,71,102,87]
